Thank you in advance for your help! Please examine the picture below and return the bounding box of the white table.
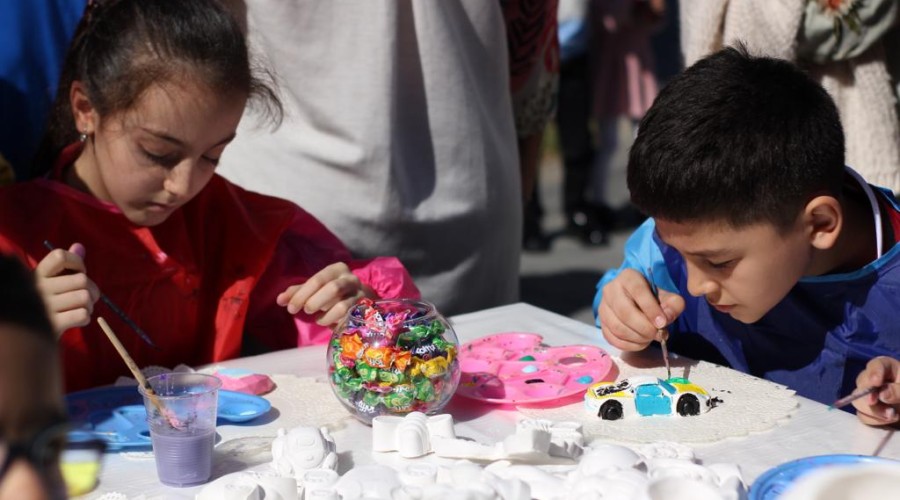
[85,303,900,499]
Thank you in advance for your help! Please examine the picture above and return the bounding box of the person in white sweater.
[680,0,900,192]
[218,1,559,315]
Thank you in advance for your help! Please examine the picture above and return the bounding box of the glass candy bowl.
[327,299,461,424]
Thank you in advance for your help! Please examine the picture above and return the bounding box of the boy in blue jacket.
[595,45,900,425]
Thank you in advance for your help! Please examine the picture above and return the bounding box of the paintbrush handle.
[42,240,158,349]
[97,316,165,414]
[831,385,885,410]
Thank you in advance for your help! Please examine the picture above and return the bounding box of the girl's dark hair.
[627,44,846,231]
[31,0,281,177]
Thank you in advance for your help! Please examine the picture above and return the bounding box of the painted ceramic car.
[584,375,713,420]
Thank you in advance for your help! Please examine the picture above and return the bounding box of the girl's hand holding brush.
[34,242,100,335]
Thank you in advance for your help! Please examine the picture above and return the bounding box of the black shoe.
[566,203,614,246]
[522,221,551,252]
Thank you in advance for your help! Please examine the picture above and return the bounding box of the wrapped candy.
[326,299,461,424]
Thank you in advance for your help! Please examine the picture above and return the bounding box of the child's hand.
[34,243,100,336]
[277,262,375,327]
[597,268,685,351]
[852,356,900,426]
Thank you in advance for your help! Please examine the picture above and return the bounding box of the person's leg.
[557,54,594,217]
[522,177,550,251]
[558,54,612,246]
[613,119,647,230]
[590,116,618,208]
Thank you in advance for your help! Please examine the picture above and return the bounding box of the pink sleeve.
[349,257,421,301]
[245,209,420,349]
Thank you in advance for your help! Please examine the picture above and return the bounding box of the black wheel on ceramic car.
[677,394,701,416]
[599,400,623,420]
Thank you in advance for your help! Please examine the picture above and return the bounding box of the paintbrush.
[42,240,158,350]
[97,317,180,429]
[648,268,672,380]
[829,384,887,411]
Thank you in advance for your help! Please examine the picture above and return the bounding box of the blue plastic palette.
[750,454,900,500]
[66,385,271,451]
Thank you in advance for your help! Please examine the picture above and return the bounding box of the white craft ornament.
[271,426,338,479]
[516,418,584,459]
[399,463,440,487]
[483,442,743,500]
[305,489,339,500]
[484,462,565,500]
[391,485,423,500]
[334,465,401,499]
[705,463,745,490]
[500,427,552,461]
[642,476,732,500]
[646,458,720,485]
[517,359,798,443]
[636,441,696,461]
[373,412,583,464]
[373,412,458,458]
[489,475,531,500]
[568,472,649,500]
[302,468,340,500]
[196,471,299,500]
[397,413,432,458]
[575,444,643,476]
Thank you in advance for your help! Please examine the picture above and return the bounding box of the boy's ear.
[69,81,98,136]
[803,195,842,250]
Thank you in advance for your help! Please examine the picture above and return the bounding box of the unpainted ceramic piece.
[195,471,298,500]
[271,426,338,480]
[373,412,582,464]
[486,442,746,500]
[517,418,584,459]
[372,412,458,458]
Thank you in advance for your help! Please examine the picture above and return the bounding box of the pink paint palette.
[456,332,617,405]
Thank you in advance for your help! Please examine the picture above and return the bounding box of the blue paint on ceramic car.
[635,383,672,416]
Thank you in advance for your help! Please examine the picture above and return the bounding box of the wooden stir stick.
[97,316,178,428]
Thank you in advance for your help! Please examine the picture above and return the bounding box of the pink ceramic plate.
[456,332,617,405]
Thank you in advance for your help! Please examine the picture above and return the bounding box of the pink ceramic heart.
[456,332,617,405]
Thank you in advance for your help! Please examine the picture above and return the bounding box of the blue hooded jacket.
[594,176,900,406]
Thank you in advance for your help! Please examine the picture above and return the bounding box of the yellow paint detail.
[670,381,708,396]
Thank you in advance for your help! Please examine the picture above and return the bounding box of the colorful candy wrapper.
[363,346,395,369]
[327,299,460,423]
[340,333,365,362]
[412,376,436,402]
[355,361,379,382]
[376,367,407,385]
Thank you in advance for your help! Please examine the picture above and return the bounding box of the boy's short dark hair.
[628,44,846,230]
[0,254,54,340]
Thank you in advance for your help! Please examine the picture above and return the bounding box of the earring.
[79,133,87,142]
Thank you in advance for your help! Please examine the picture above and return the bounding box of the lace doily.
[117,368,352,429]
[516,358,798,443]
[261,374,355,430]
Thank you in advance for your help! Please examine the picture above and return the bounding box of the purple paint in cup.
[139,373,221,487]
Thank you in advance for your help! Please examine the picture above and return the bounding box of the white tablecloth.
[84,303,900,499]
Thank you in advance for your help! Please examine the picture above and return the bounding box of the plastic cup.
[139,373,221,487]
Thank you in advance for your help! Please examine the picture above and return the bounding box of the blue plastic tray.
[750,454,900,500]
[66,385,271,451]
